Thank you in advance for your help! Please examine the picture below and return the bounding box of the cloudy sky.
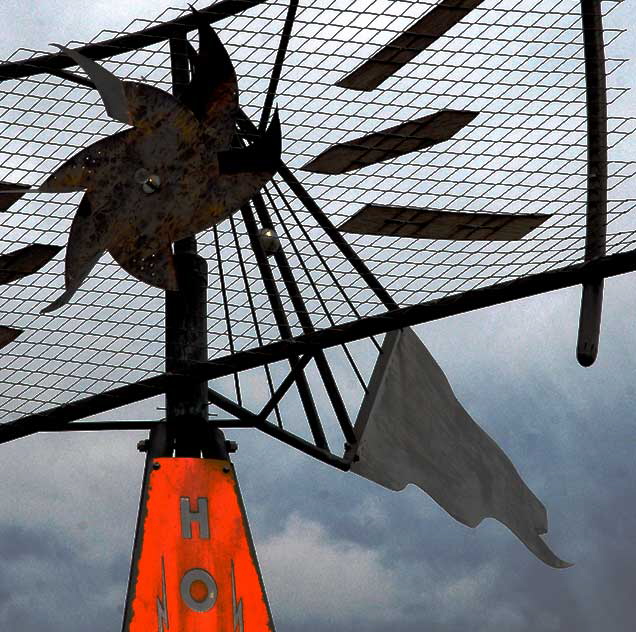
[0,1,635,631]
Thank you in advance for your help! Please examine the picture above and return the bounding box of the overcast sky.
[0,1,635,632]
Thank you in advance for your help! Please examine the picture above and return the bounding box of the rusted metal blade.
[41,195,105,314]
[53,45,131,124]
[0,326,21,350]
[39,129,133,193]
[109,241,178,291]
[340,204,551,241]
[0,244,62,284]
[123,82,200,134]
[303,110,478,175]
[0,182,31,212]
[53,45,195,133]
[40,100,198,195]
[181,9,238,147]
[40,104,278,306]
[337,0,485,91]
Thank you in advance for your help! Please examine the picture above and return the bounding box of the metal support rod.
[259,0,299,132]
[258,353,313,420]
[577,0,608,367]
[0,0,268,83]
[257,420,350,470]
[212,224,242,405]
[208,387,260,422]
[237,110,399,312]
[165,35,225,459]
[44,421,161,431]
[240,201,328,449]
[166,248,218,456]
[251,193,356,444]
[207,384,351,469]
[42,420,243,431]
[228,213,283,427]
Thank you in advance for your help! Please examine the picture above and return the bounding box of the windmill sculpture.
[0,0,626,628]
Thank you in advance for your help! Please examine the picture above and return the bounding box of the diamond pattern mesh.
[0,0,632,422]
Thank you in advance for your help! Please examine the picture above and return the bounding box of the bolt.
[222,466,231,473]
[152,462,161,470]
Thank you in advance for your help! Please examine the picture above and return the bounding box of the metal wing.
[303,110,477,175]
[336,0,485,91]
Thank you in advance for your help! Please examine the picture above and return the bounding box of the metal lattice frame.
[0,0,633,466]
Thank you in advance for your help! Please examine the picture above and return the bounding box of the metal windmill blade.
[0,0,633,628]
[336,0,486,91]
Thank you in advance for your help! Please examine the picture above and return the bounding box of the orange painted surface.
[125,458,275,632]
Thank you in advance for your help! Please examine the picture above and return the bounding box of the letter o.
[180,568,218,612]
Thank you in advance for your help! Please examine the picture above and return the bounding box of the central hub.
[135,168,161,194]
[142,174,161,194]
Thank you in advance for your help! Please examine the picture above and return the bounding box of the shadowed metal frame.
[0,0,622,469]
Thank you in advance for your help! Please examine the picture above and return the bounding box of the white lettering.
[180,497,210,539]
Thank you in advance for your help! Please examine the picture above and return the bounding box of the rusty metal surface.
[336,0,485,91]
[302,110,479,175]
[110,240,178,291]
[0,244,62,284]
[181,13,238,148]
[31,26,282,311]
[340,204,551,241]
[41,109,281,309]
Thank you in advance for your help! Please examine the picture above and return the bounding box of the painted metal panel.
[337,0,485,91]
[302,110,478,175]
[340,204,550,240]
[124,458,275,632]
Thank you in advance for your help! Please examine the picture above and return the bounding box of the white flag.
[351,328,571,569]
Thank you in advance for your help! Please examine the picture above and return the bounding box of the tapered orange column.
[123,458,275,632]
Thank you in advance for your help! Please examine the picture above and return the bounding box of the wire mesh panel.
[0,0,632,424]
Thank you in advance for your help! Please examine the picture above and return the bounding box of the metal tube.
[577,0,608,367]
[164,35,225,459]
